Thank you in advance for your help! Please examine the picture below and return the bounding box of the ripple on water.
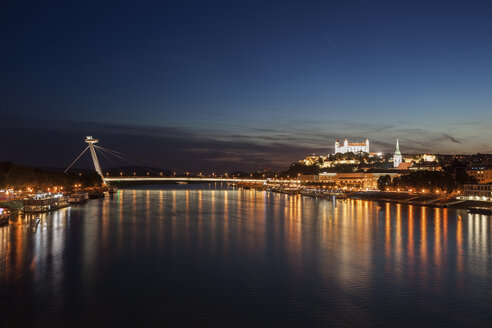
[2,187,492,327]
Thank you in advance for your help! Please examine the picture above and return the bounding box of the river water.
[1,184,492,327]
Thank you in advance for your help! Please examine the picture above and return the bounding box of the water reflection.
[408,205,414,268]
[421,206,428,265]
[1,188,492,327]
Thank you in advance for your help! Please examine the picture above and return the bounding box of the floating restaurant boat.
[88,189,105,199]
[300,189,320,197]
[468,207,492,215]
[0,207,10,225]
[23,193,69,213]
[68,192,89,204]
[281,187,300,195]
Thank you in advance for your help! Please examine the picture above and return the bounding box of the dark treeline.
[0,162,102,189]
[377,170,477,193]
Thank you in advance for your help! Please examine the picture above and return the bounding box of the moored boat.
[88,190,104,199]
[282,187,300,195]
[0,207,10,225]
[69,192,89,204]
[23,193,69,213]
[468,207,492,215]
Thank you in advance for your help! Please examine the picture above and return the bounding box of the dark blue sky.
[1,0,492,171]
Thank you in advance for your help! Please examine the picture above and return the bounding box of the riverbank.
[347,191,492,209]
[0,200,24,214]
[235,182,492,210]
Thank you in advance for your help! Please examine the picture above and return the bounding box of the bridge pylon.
[85,136,104,181]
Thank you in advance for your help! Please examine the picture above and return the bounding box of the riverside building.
[466,166,492,184]
[463,184,492,201]
[315,172,401,190]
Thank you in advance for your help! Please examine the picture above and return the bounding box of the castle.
[334,138,370,154]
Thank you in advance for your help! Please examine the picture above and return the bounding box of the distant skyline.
[1,0,492,171]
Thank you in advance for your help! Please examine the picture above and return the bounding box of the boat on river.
[88,189,105,199]
[69,192,89,204]
[468,207,492,215]
[0,207,10,225]
[23,193,69,213]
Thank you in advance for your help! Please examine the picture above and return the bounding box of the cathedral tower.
[393,139,402,168]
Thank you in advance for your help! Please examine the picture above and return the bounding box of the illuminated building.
[409,163,443,171]
[422,154,436,162]
[463,184,492,201]
[393,139,402,168]
[466,166,492,184]
[317,172,401,190]
[334,138,369,154]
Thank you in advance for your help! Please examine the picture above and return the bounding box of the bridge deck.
[103,177,300,183]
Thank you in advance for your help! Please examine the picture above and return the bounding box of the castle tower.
[335,139,340,154]
[393,138,402,168]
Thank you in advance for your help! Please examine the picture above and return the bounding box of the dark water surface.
[1,185,492,327]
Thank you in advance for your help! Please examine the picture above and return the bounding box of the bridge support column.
[85,136,104,181]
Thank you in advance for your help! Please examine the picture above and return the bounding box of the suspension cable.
[94,147,121,172]
[94,146,144,167]
[64,146,90,173]
[94,145,172,171]
[94,145,159,174]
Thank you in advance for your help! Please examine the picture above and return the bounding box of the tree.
[377,175,392,191]
[390,171,457,193]
[0,162,102,189]
[283,163,319,176]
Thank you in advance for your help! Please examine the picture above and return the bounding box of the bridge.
[66,136,300,185]
[104,176,300,184]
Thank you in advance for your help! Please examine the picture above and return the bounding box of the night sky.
[2,0,492,172]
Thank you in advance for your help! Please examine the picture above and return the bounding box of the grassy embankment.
[348,191,491,209]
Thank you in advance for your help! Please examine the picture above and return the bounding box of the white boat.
[0,207,10,225]
[69,192,89,204]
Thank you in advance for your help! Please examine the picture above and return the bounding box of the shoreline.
[346,191,492,210]
[237,183,492,211]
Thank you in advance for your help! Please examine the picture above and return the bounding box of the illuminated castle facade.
[334,138,370,154]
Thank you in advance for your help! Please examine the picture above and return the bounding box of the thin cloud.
[2,116,490,171]
[324,36,338,49]
[442,133,461,144]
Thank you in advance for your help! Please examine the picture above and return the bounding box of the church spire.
[393,138,403,168]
